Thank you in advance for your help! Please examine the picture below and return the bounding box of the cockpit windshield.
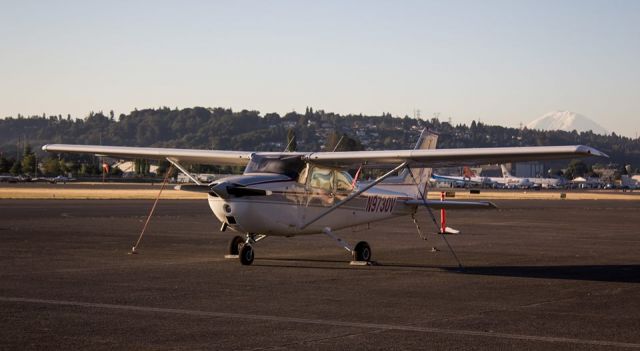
[244,154,306,179]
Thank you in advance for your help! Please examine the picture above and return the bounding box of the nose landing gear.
[226,234,266,265]
[228,236,244,256]
[239,244,254,265]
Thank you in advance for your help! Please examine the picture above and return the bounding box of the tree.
[143,159,150,175]
[43,158,61,175]
[548,168,564,178]
[156,160,178,178]
[0,156,13,173]
[565,159,590,179]
[21,144,36,175]
[135,159,142,175]
[157,160,169,176]
[10,159,22,175]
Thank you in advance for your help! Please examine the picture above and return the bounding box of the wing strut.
[407,165,463,270]
[166,157,203,186]
[299,162,408,230]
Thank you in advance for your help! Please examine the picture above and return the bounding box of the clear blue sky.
[1,0,638,137]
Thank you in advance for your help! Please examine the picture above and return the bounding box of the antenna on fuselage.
[332,135,345,152]
[283,135,296,152]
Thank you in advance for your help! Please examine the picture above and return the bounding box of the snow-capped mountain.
[526,111,608,135]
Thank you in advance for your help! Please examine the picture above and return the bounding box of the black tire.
[228,236,244,255]
[239,244,254,265]
[353,241,372,262]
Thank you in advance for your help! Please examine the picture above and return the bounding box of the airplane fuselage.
[208,173,415,236]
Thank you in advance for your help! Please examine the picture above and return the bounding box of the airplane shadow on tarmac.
[257,259,640,283]
[453,265,640,284]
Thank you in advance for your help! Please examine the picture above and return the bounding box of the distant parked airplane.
[497,165,564,189]
[431,167,495,187]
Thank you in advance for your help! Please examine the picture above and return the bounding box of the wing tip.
[577,145,609,158]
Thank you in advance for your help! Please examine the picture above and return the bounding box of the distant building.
[479,165,502,177]
[514,162,544,178]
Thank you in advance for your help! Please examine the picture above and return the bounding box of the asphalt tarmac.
[1,199,639,350]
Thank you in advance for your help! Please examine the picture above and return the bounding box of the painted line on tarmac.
[2,296,639,349]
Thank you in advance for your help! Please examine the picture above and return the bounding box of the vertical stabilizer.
[390,129,438,197]
[462,166,475,180]
[500,164,513,178]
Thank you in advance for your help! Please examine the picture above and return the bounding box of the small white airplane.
[42,131,606,265]
[431,167,496,187]
[497,165,565,189]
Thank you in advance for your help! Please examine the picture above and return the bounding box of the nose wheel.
[226,233,266,265]
[239,244,254,265]
[228,236,244,256]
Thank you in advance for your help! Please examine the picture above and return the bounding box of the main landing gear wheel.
[239,244,255,265]
[228,236,244,256]
[353,241,372,262]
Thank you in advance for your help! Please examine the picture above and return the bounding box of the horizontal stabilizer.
[405,199,497,210]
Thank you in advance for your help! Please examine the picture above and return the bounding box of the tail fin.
[462,166,476,179]
[391,129,438,197]
[500,164,512,178]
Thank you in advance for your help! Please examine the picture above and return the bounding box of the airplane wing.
[42,144,253,166]
[43,144,607,169]
[303,145,607,168]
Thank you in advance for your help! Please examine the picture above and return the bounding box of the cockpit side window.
[335,171,353,192]
[309,167,333,192]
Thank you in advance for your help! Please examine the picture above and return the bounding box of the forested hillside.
[1,107,638,169]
